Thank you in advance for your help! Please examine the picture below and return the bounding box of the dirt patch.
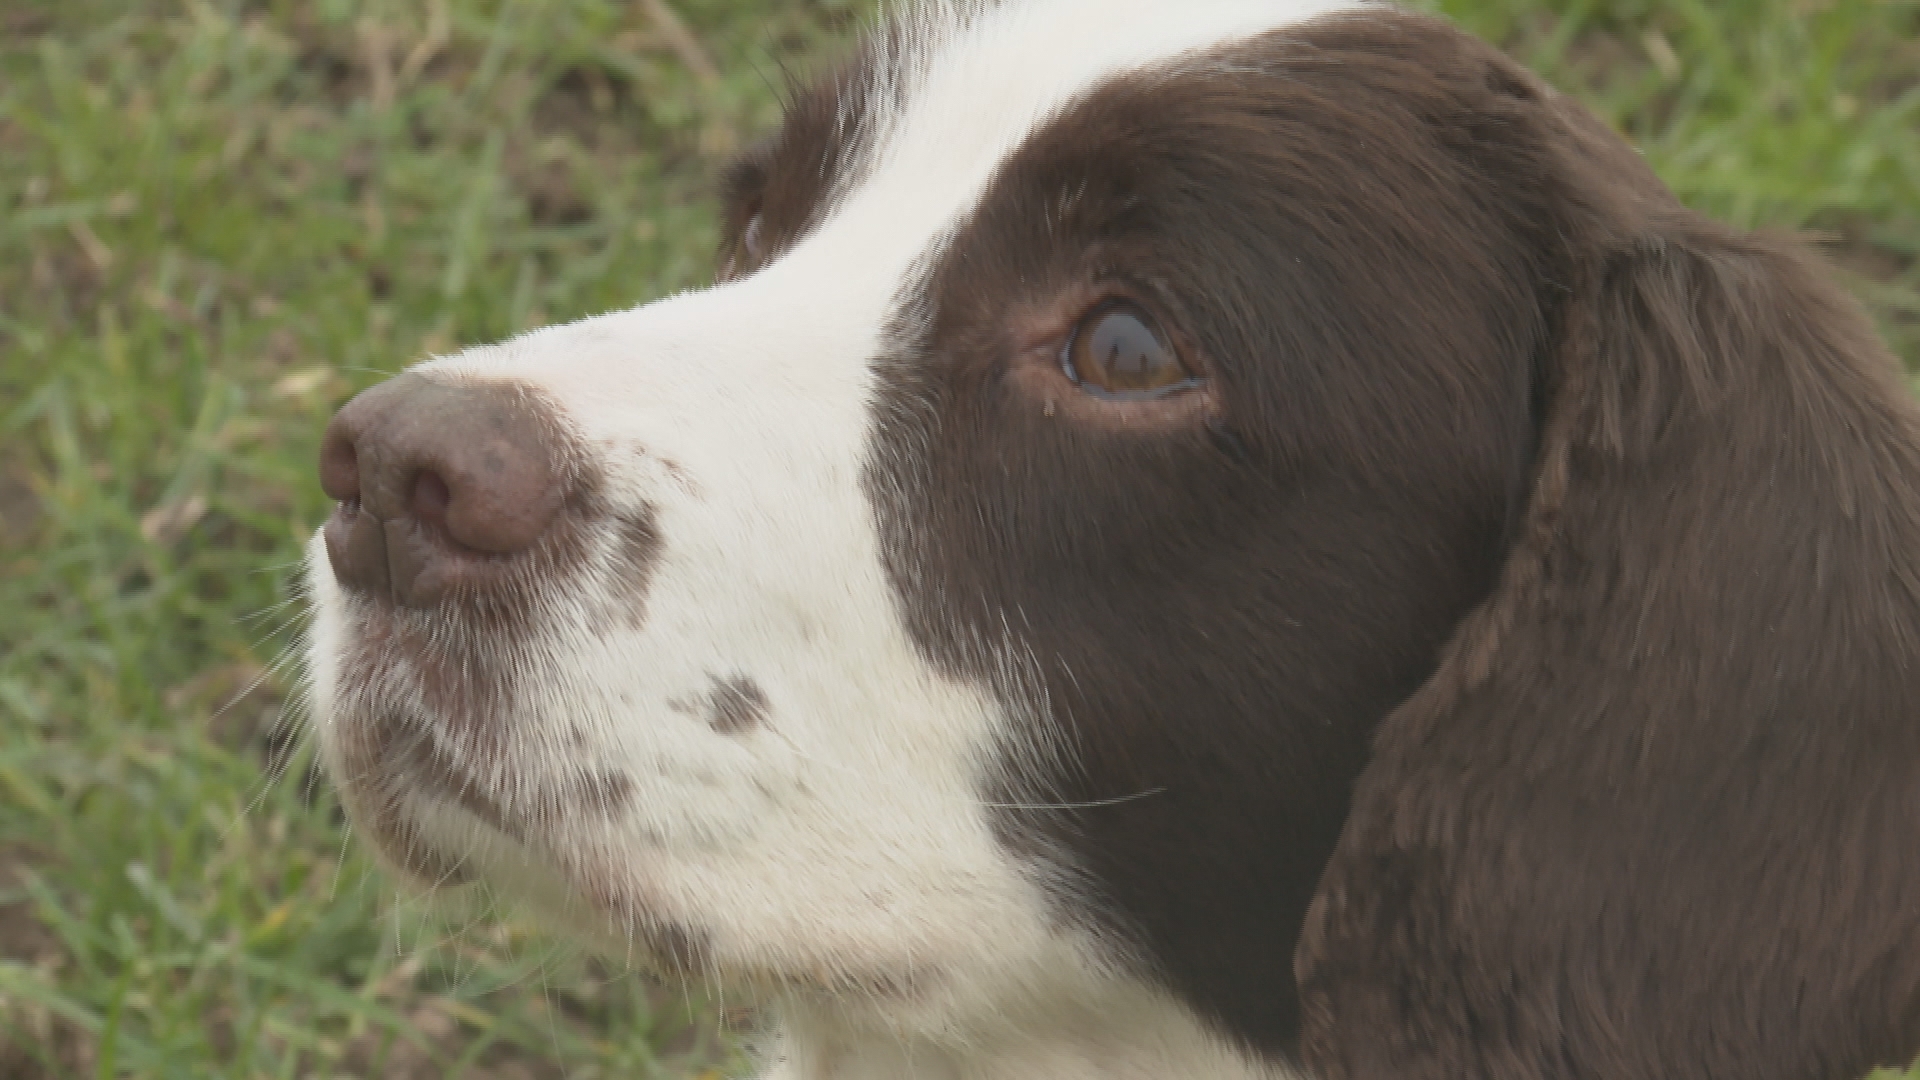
[165,661,287,750]
[164,660,321,808]
[1820,228,1917,285]
[0,846,59,967]
[0,462,40,552]
[0,8,52,39]
[0,845,88,1080]
[347,1040,566,1079]
[338,1002,572,1080]
[0,1022,93,1080]
[1815,224,1920,363]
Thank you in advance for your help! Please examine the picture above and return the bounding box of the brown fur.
[764,11,1920,1076]
[1293,24,1920,1080]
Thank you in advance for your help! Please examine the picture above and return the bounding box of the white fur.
[308,1,1359,1075]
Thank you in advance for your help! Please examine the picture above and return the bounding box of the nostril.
[319,426,362,502]
[411,469,452,529]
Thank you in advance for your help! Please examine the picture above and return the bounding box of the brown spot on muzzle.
[707,674,770,734]
[610,504,664,628]
[672,674,770,735]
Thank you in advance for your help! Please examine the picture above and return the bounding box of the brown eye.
[1061,300,1196,399]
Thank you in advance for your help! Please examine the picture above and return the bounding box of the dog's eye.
[1061,300,1196,398]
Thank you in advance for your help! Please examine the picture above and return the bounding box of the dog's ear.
[1294,94,1920,1080]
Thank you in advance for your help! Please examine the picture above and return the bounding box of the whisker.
[977,787,1168,811]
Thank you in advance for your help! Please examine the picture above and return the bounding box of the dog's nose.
[318,373,568,607]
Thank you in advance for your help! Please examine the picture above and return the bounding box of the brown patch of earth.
[0,460,42,552]
[0,845,89,1079]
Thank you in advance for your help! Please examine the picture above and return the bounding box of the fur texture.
[307,3,1920,1078]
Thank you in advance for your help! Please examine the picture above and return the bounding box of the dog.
[304,1,1920,1077]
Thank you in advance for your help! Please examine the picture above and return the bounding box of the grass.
[0,0,1914,1076]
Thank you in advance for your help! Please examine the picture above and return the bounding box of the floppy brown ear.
[1294,132,1920,1080]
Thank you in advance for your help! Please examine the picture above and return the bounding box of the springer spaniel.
[305,2,1920,1077]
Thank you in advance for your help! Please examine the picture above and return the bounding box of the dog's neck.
[756,983,1304,1080]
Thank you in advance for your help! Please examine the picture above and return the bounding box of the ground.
[1,0,1916,1076]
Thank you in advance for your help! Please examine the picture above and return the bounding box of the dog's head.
[305,2,1920,1077]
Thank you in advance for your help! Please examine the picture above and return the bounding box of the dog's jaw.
[765,988,1308,1080]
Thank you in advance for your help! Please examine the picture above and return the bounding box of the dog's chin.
[350,783,936,1016]
[404,802,593,917]
[327,775,483,893]
[344,785,708,974]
